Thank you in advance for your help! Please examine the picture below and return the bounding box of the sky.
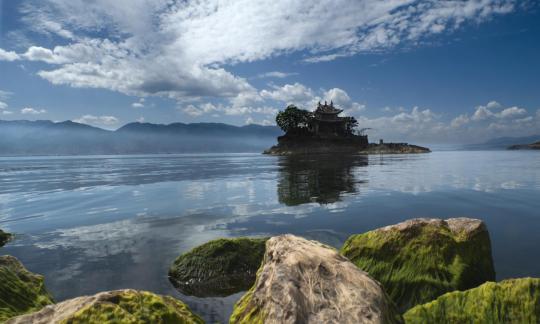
[0,0,539,144]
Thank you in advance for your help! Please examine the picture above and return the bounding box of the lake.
[1,151,539,323]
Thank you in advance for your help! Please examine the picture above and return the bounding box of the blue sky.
[0,0,539,143]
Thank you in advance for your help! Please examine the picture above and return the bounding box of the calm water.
[1,151,540,322]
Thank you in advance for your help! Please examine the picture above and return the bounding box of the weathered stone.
[7,289,204,324]
[404,278,540,323]
[169,237,267,297]
[340,218,496,312]
[230,234,403,324]
[0,255,54,322]
[0,229,12,247]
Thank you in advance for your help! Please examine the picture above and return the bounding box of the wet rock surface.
[230,234,403,324]
[0,255,54,322]
[7,289,204,324]
[340,217,496,312]
[404,278,540,323]
[169,237,267,297]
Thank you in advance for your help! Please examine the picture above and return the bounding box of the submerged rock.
[230,234,403,324]
[169,237,267,297]
[340,218,496,312]
[403,278,540,323]
[7,289,204,324]
[0,255,54,322]
[0,229,12,247]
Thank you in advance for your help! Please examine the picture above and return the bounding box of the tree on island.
[275,105,313,134]
[275,104,359,136]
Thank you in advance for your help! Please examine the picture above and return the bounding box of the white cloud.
[260,83,315,105]
[0,48,20,61]
[496,106,526,119]
[73,115,119,126]
[255,71,298,79]
[5,0,517,101]
[21,107,47,115]
[451,114,470,128]
[131,98,145,108]
[0,102,7,110]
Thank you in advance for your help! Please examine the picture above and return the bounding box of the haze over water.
[1,151,540,322]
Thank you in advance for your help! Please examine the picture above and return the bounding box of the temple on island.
[309,101,355,138]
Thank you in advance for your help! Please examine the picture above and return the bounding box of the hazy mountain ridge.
[0,120,282,155]
[464,134,540,150]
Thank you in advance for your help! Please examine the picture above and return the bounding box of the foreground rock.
[7,289,204,324]
[404,278,540,323]
[359,143,430,154]
[340,218,495,312]
[230,234,403,324]
[0,255,54,322]
[0,229,12,247]
[169,237,267,297]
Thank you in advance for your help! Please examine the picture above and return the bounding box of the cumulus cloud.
[73,115,119,126]
[3,0,519,101]
[0,48,20,61]
[21,107,47,114]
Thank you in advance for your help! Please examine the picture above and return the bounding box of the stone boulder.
[0,229,12,247]
[404,278,540,323]
[230,234,403,324]
[0,255,54,322]
[169,237,267,297]
[7,289,204,324]
[340,218,496,312]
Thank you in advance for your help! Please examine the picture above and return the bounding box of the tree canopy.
[275,105,312,133]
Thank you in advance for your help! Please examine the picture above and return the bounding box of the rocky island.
[264,103,430,155]
[508,141,540,150]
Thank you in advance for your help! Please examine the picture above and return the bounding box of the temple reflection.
[277,154,368,206]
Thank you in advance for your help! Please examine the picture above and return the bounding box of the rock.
[340,218,496,312]
[0,229,12,247]
[169,237,267,297]
[7,289,204,324]
[0,255,54,322]
[230,234,403,324]
[403,278,540,323]
[359,143,430,154]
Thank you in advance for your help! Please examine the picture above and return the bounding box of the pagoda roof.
[315,101,343,114]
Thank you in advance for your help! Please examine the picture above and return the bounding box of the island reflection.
[277,154,368,206]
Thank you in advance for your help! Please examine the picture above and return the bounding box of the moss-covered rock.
[168,237,267,297]
[340,218,496,312]
[0,229,12,247]
[403,278,540,323]
[231,235,403,324]
[0,255,54,322]
[7,289,204,324]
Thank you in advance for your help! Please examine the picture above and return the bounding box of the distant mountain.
[0,120,282,155]
[464,134,540,150]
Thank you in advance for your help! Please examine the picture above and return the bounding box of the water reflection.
[277,154,368,205]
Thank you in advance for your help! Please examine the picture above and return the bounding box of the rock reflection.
[277,154,368,206]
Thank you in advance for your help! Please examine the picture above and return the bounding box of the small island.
[264,102,430,155]
[508,141,540,150]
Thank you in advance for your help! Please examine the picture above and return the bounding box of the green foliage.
[340,222,495,312]
[275,105,312,133]
[61,290,204,324]
[0,255,54,322]
[169,237,267,297]
[0,229,11,247]
[404,278,540,323]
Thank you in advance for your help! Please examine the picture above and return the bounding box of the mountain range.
[0,120,282,155]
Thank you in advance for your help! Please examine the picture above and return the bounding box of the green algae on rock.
[0,229,12,247]
[340,218,496,312]
[231,235,403,324]
[403,278,540,323]
[7,289,204,324]
[169,237,267,297]
[0,255,54,322]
